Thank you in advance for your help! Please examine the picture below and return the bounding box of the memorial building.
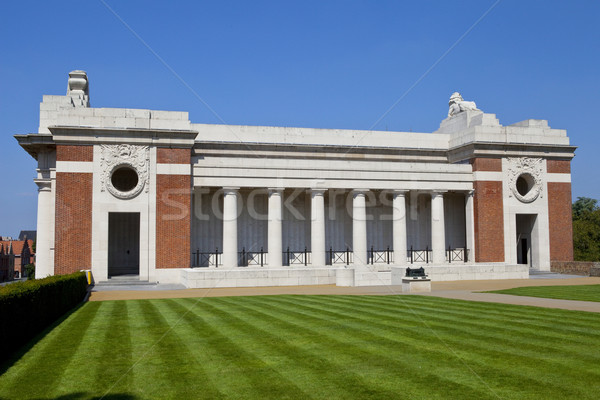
[16,71,575,287]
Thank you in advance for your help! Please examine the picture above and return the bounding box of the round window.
[511,172,540,203]
[111,166,139,192]
[516,173,534,196]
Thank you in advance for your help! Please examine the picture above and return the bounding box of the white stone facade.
[16,71,576,287]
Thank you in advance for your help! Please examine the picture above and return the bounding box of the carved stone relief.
[100,144,150,199]
[507,157,543,203]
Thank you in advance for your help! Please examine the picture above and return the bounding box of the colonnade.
[220,187,474,268]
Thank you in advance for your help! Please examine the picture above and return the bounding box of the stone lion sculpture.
[448,92,480,117]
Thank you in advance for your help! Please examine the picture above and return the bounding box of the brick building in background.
[0,243,14,282]
[16,71,575,288]
[0,238,34,279]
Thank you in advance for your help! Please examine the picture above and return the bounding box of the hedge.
[0,272,88,363]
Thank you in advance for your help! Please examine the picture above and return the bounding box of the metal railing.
[285,247,311,266]
[239,247,267,267]
[192,245,469,267]
[191,248,221,268]
[329,247,353,265]
[408,246,432,264]
[368,246,393,265]
[446,246,469,263]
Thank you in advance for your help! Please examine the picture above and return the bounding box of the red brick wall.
[547,182,574,261]
[55,172,92,274]
[157,148,190,164]
[471,158,502,172]
[473,181,505,262]
[156,174,191,268]
[56,145,93,162]
[547,160,571,174]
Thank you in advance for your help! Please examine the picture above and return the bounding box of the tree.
[572,197,600,261]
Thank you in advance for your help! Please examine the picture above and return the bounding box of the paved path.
[88,275,600,312]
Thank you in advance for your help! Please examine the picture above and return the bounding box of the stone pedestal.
[401,278,431,293]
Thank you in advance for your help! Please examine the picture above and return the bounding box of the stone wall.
[550,261,600,276]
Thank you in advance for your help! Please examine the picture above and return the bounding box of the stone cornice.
[447,142,577,163]
[48,126,198,148]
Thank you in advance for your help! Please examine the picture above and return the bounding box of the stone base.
[335,267,392,287]
[171,263,529,289]
[401,278,431,293]
[181,267,337,288]
[391,264,528,283]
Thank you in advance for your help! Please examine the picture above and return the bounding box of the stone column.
[268,188,283,267]
[222,188,239,268]
[34,178,53,278]
[352,190,368,265]
[465,189,475,262]
[392,190,408,265]
[431,191,446,264]
[310,189,326,266]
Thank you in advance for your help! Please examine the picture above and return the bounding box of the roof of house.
[18,231,36,241]
[0,240,33,256]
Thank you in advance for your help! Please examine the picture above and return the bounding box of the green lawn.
[1,295,599,399]
[487,284,600,302]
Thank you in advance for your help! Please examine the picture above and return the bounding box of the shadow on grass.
[27,393,138,400]
[0,300,90,375]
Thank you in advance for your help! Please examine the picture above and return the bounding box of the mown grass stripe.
[256,295,593,399]
[314,295,600,361]
[284,295,600,398]
[2,295,600,399]
[0,302,101,399]
[328,295,600,343]
[200,296,410,399]
[47,301,133,399]
[123,299,203,399]
[216,296,496,399]
[163,297,312,399]
[285,295,600,379]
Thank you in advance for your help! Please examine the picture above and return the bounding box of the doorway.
[108,212,140,277]
[516,214,536,267]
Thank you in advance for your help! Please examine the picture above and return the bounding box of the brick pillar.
[54,172,93,274]
[547,160,574,261]
[156,148,191,268]
[471,158,505,262]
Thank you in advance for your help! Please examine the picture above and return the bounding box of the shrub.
[24,263,35,280]
[0,272,88,363]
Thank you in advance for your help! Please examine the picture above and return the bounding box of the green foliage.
[572,197,600,261]
[0,272,88,363]
[23,263,35,279]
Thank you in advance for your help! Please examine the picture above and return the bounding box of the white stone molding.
[100,144,150,199]
[507,157,543,203]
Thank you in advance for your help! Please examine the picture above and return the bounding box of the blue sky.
[1,0,599,237]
